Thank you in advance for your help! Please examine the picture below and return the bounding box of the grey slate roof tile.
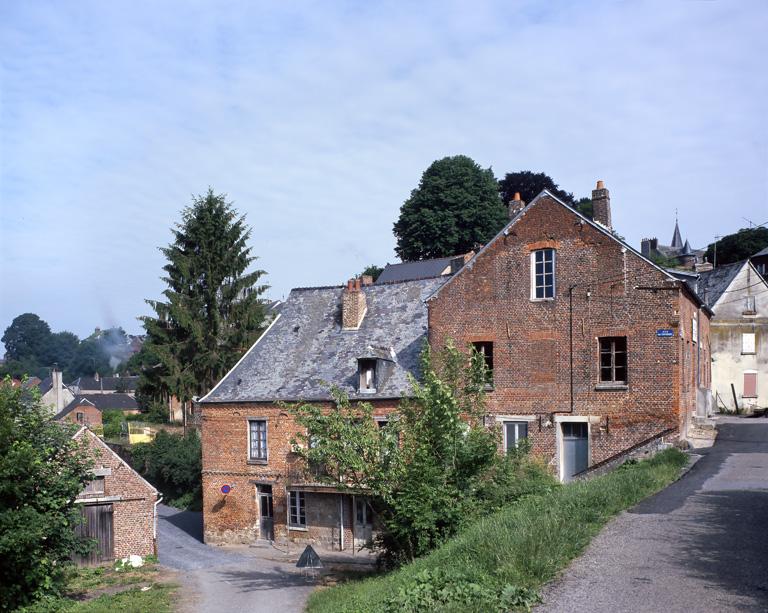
[376,257,455,283]
[694,261,744,306]
[201,277,447,403]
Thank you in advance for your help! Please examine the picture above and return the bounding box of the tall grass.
[307,448,688,613]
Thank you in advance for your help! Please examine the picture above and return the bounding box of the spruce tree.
[140,189,269,403]
[393,155,507,261]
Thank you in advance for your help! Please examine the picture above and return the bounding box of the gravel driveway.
[537,416,768,612]
[157,505,316,612]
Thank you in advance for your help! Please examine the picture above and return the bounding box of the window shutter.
[742,333,756,354]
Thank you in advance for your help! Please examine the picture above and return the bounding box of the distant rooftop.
[376,253,471,284]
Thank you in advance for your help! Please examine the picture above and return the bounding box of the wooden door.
[74,504,114,565]
[257,485,274,541]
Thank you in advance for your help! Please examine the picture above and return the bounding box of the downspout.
[339,495,345,551]
[153,494,163,556]
[568,285,575,413]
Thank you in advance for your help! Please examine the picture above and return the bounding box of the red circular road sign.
[221,485,231,494]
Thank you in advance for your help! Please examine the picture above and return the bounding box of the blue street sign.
[656,329,674,337]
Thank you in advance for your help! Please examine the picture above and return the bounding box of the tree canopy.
[705,227,768,267]
[393,156,507,261]
[139,189,269,403]
[498,170,575,206]
[0,380,93,609]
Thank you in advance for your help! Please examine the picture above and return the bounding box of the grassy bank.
[20,558,177,613]
[308,448,688,613]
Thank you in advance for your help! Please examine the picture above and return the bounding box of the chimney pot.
[596,180,605,189]
[513,192,521,201]
[354,277,361,291]
[347,279,354,291]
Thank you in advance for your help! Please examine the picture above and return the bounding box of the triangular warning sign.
[296,544,322,569]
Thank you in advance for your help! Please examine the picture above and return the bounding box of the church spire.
[671,210,683,249]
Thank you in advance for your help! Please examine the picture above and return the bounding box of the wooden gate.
[74,504,114,565]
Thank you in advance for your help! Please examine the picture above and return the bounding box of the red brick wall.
[63,404,103,427]
[200,401,397,545]
[427,196,708,474]
[75,429,158,559]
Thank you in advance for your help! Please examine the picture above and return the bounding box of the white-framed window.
[744,295,756,313]
[742,332,756,354]
[692,314,698,342]
[288,491,306,528]
[248,419,268,461]
[358,359,376,393]
[504,421,529,452]
[531,249,555,299]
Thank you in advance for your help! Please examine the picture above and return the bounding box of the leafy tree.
[139,189,269,403]
[650,251,682,269]
[291,343,555,566]
[498,170,575,206]
[131,431,202,510]
[393,156,507,261]
[0,379,93,609]
[1,313,52,368]
[48,331,80,373]
[360,265,384,282]
[705,227,768,267]
[68,336,113,378]
[574,197,593,219]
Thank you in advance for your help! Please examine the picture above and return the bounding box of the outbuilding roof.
[54,393,139,420]
[200,277,446,403]
[376,256,457,284]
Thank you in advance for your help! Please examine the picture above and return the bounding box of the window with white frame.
[692,314,698,342]
[531,249,555,299]
[742,332,756,354]
[358,359,377,393]
[288,491,306,528]
[504,421,528,452]
[744,295,756,314]
[248,420,268,461]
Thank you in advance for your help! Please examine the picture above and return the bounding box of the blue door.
[562,422,589,481]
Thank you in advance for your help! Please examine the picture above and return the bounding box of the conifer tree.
[140,189,268,403]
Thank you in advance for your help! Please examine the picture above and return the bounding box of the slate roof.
[753,246,768,258]
[693,261,744,307]
[201,277,447,403]
[54,393,139,420]
[71,375,139,393]
[376,256,459,284]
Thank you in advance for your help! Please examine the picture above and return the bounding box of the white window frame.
[288,490,307,529]
[358,359,377,394]
[247,419,268,462]
[744,295,756,313]
[503,421,529,452]
[692,314,698,343]
[530,249,556,300]
[554,415,597,482]
[742,332,756,355]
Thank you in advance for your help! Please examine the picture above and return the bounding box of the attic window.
[744,296,756,314]
[358,359,377,393]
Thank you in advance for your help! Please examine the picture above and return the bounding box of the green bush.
[0,380,94,610]
[307,448,688,613]
[131,431,201,509]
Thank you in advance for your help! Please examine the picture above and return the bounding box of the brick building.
[429,185,711,481]
[54,393,140,427]
[198,182,712,548]
[198,277,445,548]
[73,427,159,564]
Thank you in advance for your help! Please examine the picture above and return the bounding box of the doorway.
[74,504,114,565]
[561,421,589,481]
[257,484,274,541]
[353,497,373,549]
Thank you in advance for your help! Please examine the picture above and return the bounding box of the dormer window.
[358,359,377,393]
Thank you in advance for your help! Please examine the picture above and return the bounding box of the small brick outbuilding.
[73,427,159,565]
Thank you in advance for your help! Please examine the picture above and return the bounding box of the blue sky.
[1,0,767,342]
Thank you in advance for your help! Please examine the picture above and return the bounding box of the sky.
[1,0,767,343]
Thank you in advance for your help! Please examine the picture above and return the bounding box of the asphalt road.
[537,416,768,613]
[157,505,316,612]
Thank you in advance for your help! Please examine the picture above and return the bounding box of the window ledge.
[741,352,756,356]
[595,383,628,391]
[483,384,494,392]
[530,297,555,303]
[288,526,308,532]
[247,459,268,465]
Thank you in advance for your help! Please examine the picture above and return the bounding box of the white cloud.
[1,0,766,340]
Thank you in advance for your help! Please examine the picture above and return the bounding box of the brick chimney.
[342,278,367,330]
[591,180,612,229]
[508,192,525,219]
